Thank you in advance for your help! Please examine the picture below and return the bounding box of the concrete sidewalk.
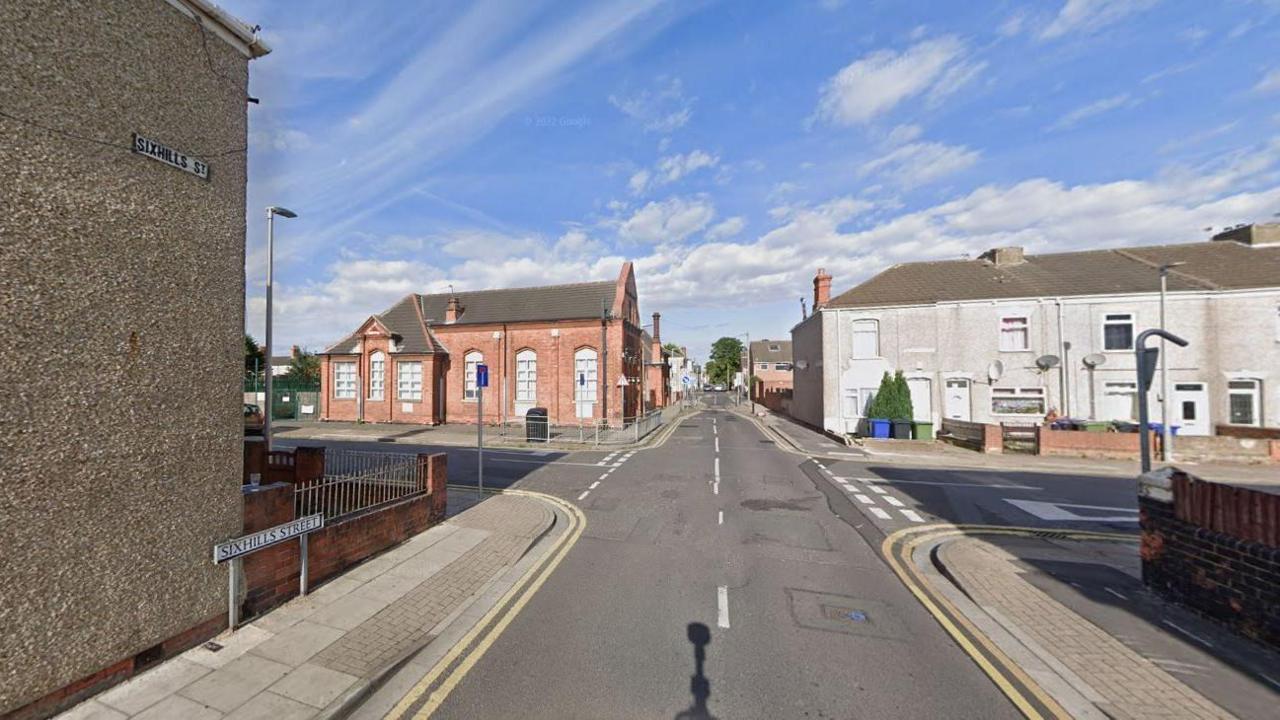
[922,533,1280,719]
[57,493,558,720]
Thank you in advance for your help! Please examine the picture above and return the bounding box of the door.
[907,378,932,423]
[944,379,971,421]
[1173,382,1209,436]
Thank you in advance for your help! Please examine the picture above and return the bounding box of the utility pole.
[263,206,297,450]
[1158,262,1185,461]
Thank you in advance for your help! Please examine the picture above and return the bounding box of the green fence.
[243,377,320,422]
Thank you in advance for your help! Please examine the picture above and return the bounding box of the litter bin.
[891,419,912,439]
[869,418,891,438]
[912,421,934,441]
[525,407,549,442]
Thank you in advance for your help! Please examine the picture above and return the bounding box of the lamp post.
[263,206,297,451]
[737,332,751,409]
[1158,262,1185,462]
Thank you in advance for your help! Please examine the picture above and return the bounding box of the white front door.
[1173,382,1210,436]
[908,378,932,422]
[944,379,971,421]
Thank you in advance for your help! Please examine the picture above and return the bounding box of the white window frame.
[1102,312,1135,352]
[574,347,598,417]
[756,362,769,371]
[1227,379,1262,427]
[397,360,422,401]
[841,386,878,418]
[1102,381,1139,421]
[516,349,537,404]
[464,351,483,401]
[990,386,1046,416]
[775,362,792,371]
[368,351,385,401]
[850,319,879,359]
[333,361,356,399]
[999,315,1030,352]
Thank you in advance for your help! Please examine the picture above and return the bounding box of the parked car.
[244,403,264,435]
[713,384,725,392]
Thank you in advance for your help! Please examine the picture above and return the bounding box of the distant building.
[791,227,1280,436]
[667,347,697,402]
[748,339,793,408]
[320,263,663,426]
[0,1,269,717]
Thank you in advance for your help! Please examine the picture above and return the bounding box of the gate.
[1001,423,1039,454]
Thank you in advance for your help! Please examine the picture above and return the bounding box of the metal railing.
[495,408,673,446]
[295,450,426,521]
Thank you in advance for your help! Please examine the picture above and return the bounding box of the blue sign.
[578,372,585,386]
[476,364,489,388]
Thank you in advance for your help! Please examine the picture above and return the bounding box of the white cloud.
[249,127,312,151]
[885,124,923,146]
[629,150,719,194]
[859,141,980,188]
[1048,93,1136,131]
[706,216,746,241]
[628,169,652,195]
[815,36,982,125]
[609,77,695,132]
[1255,68,1280,94]
[1040,0,1159,40]
[998,11,1027,37]
[618,196,716,243]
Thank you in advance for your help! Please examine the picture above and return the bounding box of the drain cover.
[789,589,906,639]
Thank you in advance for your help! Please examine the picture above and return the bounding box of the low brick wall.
[939,418,1002,453]
[240,452,447,620]
[1215,424,1280,440]
[1139,469,1280,649]
[1037,427,1156,459]
[1175,435,1280,463]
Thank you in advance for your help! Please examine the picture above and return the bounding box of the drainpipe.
[501,323,508,428]
[600,303,609,424]
[1055,298,1068,417]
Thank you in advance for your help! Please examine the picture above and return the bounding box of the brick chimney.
[651,312,661,343]
[651,312,663,363]
[290,345,301,359]
[1212,222,1280,247]
[813,268,832,310]
[980,246,1026,267]
[445,296,461,324]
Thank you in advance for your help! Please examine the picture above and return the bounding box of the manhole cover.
[788,589,906,639]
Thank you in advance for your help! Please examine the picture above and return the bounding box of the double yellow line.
[882,524,1135,720]
[385,490,586,719]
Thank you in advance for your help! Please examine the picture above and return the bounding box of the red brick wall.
[320,348,441,425]
[939,418,1003,453]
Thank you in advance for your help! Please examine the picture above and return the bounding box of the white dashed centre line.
[1103,587,1127,601]
[599,473,609,481]
[718,510,724,525]
[577,490,590,501]
[884,496,905,507]
[853,494,875,505]
[715,437,719,453]
[717,586,730,629]
[900,509,925,523]
[589,481,600,490]
[869,486,887,495]
[869,508,892,520]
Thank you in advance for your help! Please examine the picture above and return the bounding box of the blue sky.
[227,0,1280,361]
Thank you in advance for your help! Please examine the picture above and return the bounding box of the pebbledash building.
[319,261,671,427]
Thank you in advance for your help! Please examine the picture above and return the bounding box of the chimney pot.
[651,312,661,343]
[980,246,1026,267]
[813,269,833,310]
[1212,222,1280,247]
[445,295,462,323]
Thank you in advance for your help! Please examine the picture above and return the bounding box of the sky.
[226,0,1280,362]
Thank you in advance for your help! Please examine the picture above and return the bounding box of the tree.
[284,349,320,386]
[663,342,683,357]
[866,372,894,419]
[244,334,264,372]
[892,370,914,420]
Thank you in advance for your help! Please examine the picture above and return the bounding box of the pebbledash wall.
[0,1,268,717]
[1139,469,1280,649]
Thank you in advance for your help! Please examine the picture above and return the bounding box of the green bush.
[866,370,914,420]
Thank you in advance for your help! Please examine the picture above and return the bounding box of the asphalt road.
[420,397,1021,719]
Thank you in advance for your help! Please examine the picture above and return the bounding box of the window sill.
[998,349,1032,354]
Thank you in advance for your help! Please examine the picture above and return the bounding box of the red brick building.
[749,339,793,411]
[319,262,662,426]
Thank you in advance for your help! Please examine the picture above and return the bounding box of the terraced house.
[320,262,663,427]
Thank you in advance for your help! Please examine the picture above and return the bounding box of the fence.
[294,450,426,521]
[243,382,321,422]
[495,408,672,446]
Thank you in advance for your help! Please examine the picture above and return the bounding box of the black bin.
[890,419,913,439]
[526,407,549,442]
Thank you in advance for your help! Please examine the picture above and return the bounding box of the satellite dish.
[987,359,1004,382]
[1082,353,1106,368]
[1035,354,1061,370]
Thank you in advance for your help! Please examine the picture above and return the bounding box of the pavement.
[56,493,566,720]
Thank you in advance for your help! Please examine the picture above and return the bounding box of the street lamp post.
[737,332,751,409]
[1158,262,1185,462]
[263,206,297,451]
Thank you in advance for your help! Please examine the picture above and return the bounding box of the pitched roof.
[750,340,792,362]
[322,295,437,354]
[828,240,1280,309]
[421,279,616,325]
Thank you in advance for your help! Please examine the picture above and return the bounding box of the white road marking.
[1005,499,1138,522]
[495,458,606,467]
[859,477,1041,490]
[713,481,719,495]
[718,510,724,525]
[832,476,851,482]
[853,494,875,505]
[599,473,609,481]
[577,490,590,501]
[883,496,905,507]
[715,437,719,453]
[717,586,730,629]
[1103,587,1127,601]
[900,509,925,523]
[714,457,720,480]
[589,481,600,490]
[868,486,887,495]
[1162,620,1213,648]
[869,508,892,520]
[713,425,718,435]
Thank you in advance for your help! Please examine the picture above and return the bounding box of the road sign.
[682,375,692,386]
[579,372,586,386]
[616,375,629,387]
[214,514,323,564]
[476,363,489,388]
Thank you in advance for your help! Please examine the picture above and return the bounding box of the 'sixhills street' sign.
[213,514,323,564]
[132,133,210,180]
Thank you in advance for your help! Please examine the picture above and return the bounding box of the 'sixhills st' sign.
[213,514,323,564]
[132,133,210,180]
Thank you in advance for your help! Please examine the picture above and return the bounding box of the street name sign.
[132,133,210,180]
[213,514,323,564]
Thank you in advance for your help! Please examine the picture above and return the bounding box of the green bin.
[1083,421,1109,433]
[912,421,934,441]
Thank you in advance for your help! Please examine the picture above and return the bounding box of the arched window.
[574,347,598,418]
[516,349,537,404]
[369,351,385,400]
[464,351,483,401]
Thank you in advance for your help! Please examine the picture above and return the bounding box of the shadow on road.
[675,622,717,720]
